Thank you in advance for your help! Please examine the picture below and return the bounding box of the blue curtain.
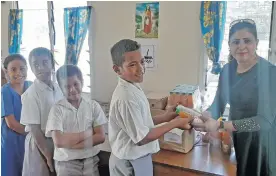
[200,1,227,74]
[64,6,92,65]
[8,9,23,54]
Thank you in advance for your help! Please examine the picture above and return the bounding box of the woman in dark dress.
[193,19,276,176]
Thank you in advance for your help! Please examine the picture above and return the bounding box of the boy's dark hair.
[3,54,27,69]
[28,47,55,69]
[110,39,141,66]
[56,64,83,87]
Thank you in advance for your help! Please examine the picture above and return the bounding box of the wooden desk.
[152,143,236,176]
[98,135,236,176]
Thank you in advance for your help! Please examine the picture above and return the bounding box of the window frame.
[18,1,92,93]
[269,2,276,64]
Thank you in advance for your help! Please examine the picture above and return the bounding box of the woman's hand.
[192,111,220,132]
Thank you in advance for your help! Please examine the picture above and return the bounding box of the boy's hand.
[83,128,93,138]
[46,157,54,172]
[173,116,194,130]
[45,152,54,172]
[164,105,178,121]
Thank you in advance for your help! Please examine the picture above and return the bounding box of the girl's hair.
[228,19,258,61]
[28,47,55,70]
[3,54,27,69]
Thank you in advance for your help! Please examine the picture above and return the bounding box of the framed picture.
[135,2,159,38]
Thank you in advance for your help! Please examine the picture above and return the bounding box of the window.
[18,1,91,93]
[53,1,90,92]
[220,1,273,63]
[19,2,50,82]
[204,1,273,111]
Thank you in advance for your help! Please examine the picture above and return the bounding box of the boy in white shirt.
[20,47,64,176]
[108,39,194,176]
[46,64,107,176]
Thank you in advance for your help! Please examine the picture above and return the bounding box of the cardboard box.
[146,92,168,110]
[167,84,201,110]
[151,109,195,153]
[159,128,195,154]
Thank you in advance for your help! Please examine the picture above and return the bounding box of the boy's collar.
[57,96,86,110]
[34,79,57,92]
[118,77,142,90]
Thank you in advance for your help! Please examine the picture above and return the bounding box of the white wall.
[88,1,202,102]
[1,1,203,102]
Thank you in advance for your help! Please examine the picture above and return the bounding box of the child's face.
[30,55,53,83]
[113,50,145,83]
[5,59,27,84]
[60,75,83,102]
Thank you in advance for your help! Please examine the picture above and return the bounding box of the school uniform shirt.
[1,81,32,176]
[20,79,63,133]
[45,96,108,161]
[108,77,160,160]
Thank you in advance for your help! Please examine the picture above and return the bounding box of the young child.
[1,54,32,176]
[20,47,64,176]
[108,39,194,176]
[45,64,107,176]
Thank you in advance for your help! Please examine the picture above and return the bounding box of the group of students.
[1,43,192,176]
[1,47,108,176]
